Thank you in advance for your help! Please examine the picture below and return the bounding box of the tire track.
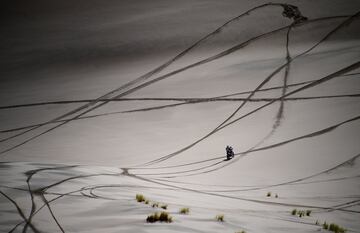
[22,165,77,233]
[129,113,360,173]
[1,71,358,111]
[2,15,355,156]
[249,115,360,155]
[199,174,360,193]
[0,3,299,153]
[39,193,65,233]
[121,93,360,113]
[0,73,360,109]
[162,152,360,192]
[131,115,360,179]
[0,190,41,233]
[17,165,117,233]
[151,174,360,190]
[0,23,294,154]
[141,12,360,166]
[141,59,360,167]
[7,177,126,232]
[5,162,359,232]
[127,173,360,213]
[2,92,359,135]
[250,23,293,152]
[133,160,225,176]
[274,24,292,130]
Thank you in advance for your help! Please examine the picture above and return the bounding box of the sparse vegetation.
[135,194,169,211]
[329,223,346,233]
[291,209,312,217]
[306,210,311,216]
[323,221,329,230]
[136,194,146,202]
[216,214,225,222]
[315,220,319,225]
[159,212,172,222]
[146,212,158,223]
[146,211,173,223]
[152,202,159,208]
[322,221,347,232]
[298,210,304,217]
[266,192,271,197]
[275,193,278,198]
[235,231,246,233]
[179,207,190,214]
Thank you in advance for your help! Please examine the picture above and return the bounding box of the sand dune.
[1,1,360,232]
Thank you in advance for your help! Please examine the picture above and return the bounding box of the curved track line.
[0,190,41,233]
[151,174,360,190]
[141,59,360,167]
[120,94,360,113]
[2,92,359,135]
[1,71,358,111]
[39,194,65,233]
[131,115,360,178]
[128,173,359,213]
[1,15,354,156]
[0,3,294,152]
[163,152,360,192]
[129,113,360,172]
[141,13,360,166]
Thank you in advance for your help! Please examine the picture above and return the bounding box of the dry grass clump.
[215,214,224,222]
[306,210,311,216]
[135,194,168,210]
[146,211,173,223]
[298,210,305,217]
[179,207,190,214]
[323,222,346,233]
[323,222,329,230]
[136,194,146,202]
[330,223,346,233]
[152,202,159,208]
[291,209,311,217]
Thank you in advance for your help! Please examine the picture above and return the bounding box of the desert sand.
[0,1,360,232]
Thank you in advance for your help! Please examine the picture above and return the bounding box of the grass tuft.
[215,214,224,222]
[179,207,190,214]
[329,223,346,233]
[298,210,304,217]
[146,212,159,223]
[146,211,172,223]
[291,208,312,217]
[152,202,159,208]
[266,192,271,197]
[160,204,168,210]
[159,212,172,222]
[136,194,146,202]
[323,221,329,230]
